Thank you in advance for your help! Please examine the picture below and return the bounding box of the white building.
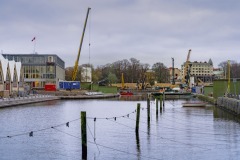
[0,55,23,97]
[181,59,214,83]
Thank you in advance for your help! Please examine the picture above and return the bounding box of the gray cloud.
[1,0,240,68]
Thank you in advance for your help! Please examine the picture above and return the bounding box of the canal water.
[1,97,240,160]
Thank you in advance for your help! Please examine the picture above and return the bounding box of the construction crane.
[121,73,125,89]
[72,7,91,81]
[182,49,191,84]
[226,60,231,94]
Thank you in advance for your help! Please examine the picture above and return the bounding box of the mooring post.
[135,103,141,133]
[147,94,150,122]
[156,98,159,115]
[160,95,163,112]
[163,92,165,107]
[81,112,87,160]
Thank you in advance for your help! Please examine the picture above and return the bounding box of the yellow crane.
[182,49,191,84]
[72,7,91,81]
[226,60,231,94]
[121,73,125,89]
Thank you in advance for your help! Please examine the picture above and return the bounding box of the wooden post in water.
[156,98,159,116]
[160,95,163,112]
[135,103,141,133]
[163,92,165,108]
[147,94,150,122]
[81,112,87,160]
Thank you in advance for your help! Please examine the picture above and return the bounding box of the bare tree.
[218,60,239,78]
[152,62,170,83]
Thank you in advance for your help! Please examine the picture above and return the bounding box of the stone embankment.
[0,93,120,108]
[60,93,119,99]
[0,95,60,108]
[195,94,216,104]
[217,97,240,115]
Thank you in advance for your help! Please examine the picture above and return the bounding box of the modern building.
[0,54,23,97]
[181,59,214,83]
[2,54,65,89]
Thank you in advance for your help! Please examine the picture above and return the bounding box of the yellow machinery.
[182,49,191,84]
[72,7,91,81]
[121,73,124,89]
[198,78,204,85]
[226,60,231,94]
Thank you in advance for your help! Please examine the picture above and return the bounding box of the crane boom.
[226,60,230,94]
[72,7,91,81]
[121,73,124,89]
[182,49,191,83]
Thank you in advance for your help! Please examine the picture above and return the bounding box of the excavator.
[72,7,91,81]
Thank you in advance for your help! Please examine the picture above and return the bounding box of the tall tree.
[152,62,170,83]
[138,63,150,89]
[108,72,118,85]
[218,60,239,78]
[129,58,140,83]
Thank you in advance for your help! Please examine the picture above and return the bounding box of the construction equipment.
[72,7,91,81]
[182,49,191,84]
[198,78,204,85]
[226,60,231,94]
[121,73,125,89]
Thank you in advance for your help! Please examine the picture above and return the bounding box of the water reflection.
[214,106,240,123]
[2,99,240,159]
[119,95,146,101]
[135,132,141,155]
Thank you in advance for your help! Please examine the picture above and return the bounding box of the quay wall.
[195,94,216,105]
[217,97,240,115]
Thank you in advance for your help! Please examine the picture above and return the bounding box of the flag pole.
[34,37,36,54]
[32,36,36,54]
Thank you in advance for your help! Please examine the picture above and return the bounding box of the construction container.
[59,81,80,90]
[45,84,56,91]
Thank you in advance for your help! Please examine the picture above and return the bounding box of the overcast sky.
[1,0,240,68]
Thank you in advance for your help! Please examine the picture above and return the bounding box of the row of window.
[24,73,56,79]
[23,66,55,74]
[192,74,211,76]
[191,71,211,73]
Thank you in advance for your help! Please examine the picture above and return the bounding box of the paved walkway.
[60,93,120,99]
[0,94,120,108]
[0,95,60,108]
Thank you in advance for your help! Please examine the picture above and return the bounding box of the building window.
[48,56,54,62]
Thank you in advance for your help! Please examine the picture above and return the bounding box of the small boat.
[120,91,133,96]
[85,92,103,95]
[182,102,207,107]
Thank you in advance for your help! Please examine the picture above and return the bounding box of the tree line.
[65,58,170,85]
[65,59,240,86]
[218,60,240,78]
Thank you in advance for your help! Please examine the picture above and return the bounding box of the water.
[1,98,240,160]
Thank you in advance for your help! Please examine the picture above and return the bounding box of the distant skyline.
[1,0,240,68]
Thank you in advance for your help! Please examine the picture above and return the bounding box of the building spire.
[208,58,213,65]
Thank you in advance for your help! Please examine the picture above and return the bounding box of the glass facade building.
[2,54,65,89]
